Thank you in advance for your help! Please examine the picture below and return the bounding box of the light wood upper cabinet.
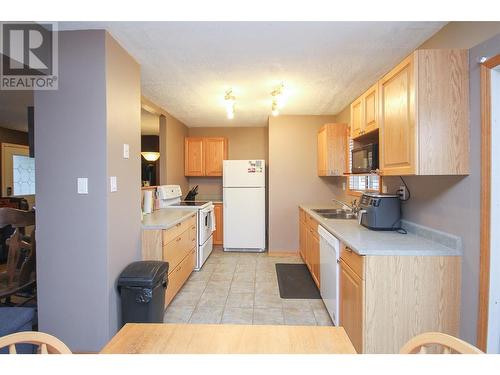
[350,83,378,139]
[379,49,469,176]
[185,137,228,177]
[204,138,227,176]
[350,98,363,138]
[363,84,378,134]
[317,123,348,177]
[213,202,223,245]
[184,138,205,176]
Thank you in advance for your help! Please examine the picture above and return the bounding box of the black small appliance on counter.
[358,192,401,230]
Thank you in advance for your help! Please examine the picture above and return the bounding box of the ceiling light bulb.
[272,109,279,117]
[227,110,234,120]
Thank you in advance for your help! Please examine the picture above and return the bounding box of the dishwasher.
[318,225,340,326]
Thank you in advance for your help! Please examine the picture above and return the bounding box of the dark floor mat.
[275,263,321,299]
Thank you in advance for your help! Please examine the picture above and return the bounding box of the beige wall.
[141,108,159,135]
[187,127,268,197]
[268,115,342,253]
[164,113,189,193]
[329,22,500,345]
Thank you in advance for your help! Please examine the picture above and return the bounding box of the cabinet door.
[379,55,416,175]
[340,259,364,353]
[310,230,320,288]
[204,138,227,176]
[185,138,205,176]
[350,97,363,139]
[213,203,223,245]
[363,84,378,134]
[299,218,306,262]
[317,126,328,176]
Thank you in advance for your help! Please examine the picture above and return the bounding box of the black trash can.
[118,261,169,327]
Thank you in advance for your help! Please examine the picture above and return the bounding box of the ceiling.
[10,22,445,129]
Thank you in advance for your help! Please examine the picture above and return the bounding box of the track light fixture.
[224,89,236,119]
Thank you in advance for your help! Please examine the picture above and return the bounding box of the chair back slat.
[400,332,483,354]
[0,332,72,354]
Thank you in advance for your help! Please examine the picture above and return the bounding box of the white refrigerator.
[223,160,266,252]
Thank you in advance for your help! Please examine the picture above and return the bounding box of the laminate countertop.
[300,204,462,257]
[142,208,196,230]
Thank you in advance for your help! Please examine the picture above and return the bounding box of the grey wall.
[35,30,141,352]
[104,32,142,339]
[328,28,500,345]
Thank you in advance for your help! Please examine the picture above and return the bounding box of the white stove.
[157,185,214,271]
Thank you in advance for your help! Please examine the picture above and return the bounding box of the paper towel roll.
[143,190,153,214]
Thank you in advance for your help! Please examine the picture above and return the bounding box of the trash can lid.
[118,261,169,288]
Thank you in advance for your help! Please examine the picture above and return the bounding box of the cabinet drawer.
[165,248,196,307]
[163,228,194,274]
[163,214,196,245]
[340,243,364,279]
[306,214,318,235]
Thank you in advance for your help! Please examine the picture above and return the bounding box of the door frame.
[477,54,500,351]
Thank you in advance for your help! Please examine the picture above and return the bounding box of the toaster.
[358,193,401,230]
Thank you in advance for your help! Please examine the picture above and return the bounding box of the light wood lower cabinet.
[213,202,223,245]
[298,208,320,288]
[141,213,197,308]
[339,242,461,353]
[340,258,364,353]
[164,248,196,306]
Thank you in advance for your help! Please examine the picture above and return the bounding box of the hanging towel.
[210,207,216,232]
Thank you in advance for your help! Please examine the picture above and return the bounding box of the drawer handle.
[191,226,195,230]
[345,246,353,253]
[176,223,182,227]
[176,237,181,242]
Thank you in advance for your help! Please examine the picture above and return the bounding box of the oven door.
[198,204,215,245]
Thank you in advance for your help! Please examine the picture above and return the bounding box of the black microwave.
[351,143,379,174]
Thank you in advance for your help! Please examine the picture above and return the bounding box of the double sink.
[312,208,356,220]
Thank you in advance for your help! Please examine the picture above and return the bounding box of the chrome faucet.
[331,198,354,211]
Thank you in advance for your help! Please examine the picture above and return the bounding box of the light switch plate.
[77,178,88,194]
[123,144,129,159]
[382,184,388,193]
[110,176,117,192]
[342,182,346,191]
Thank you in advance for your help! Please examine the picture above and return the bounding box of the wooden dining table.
[100,323,357,354]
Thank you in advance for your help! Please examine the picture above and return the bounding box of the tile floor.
[163,246,333,326]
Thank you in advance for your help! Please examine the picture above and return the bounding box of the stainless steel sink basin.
[312,208,356,220]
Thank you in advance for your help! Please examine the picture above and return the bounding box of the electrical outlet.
[382,185,388,193]
[342,182,346,191]
[398,185,407,200]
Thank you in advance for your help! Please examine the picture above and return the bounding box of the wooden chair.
[400,332,484,354]
[0,208,36,306]
[0,331,72,354]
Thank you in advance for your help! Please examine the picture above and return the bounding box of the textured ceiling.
[64,23,445,127]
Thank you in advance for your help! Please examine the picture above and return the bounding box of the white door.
[488,67,500,353]
[223,187,265,250]
[223,160,265,188]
